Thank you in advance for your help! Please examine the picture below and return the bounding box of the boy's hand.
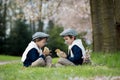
[43,47,51,56]
[55,49,67,58]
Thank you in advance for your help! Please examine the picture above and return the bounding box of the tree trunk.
[90,0,117,52]
[116,24,120,50]
[101,0,116,52]
[0,0,7,38]
[0,0,7,53]
[36,0,43,32]
[114,0,120,50]
[38,20,43,32]
[30,20,36,34]
[3,0,7,34]
[90,0,104,52]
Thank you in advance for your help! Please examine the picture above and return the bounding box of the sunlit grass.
[0,52,120,80]
[91,52,120,68]
[0,55,21,61]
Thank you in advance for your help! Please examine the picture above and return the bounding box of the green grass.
[91,52,120,68]
[0,55,21,61]
[0,52,120,80]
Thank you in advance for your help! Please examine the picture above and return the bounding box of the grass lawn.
[0,55,21,61]
[0,52,120,80]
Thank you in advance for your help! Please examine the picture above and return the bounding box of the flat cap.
[60,28,78,36]
[32,32,49,40]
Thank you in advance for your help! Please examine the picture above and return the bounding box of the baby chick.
[43,47,50,56]
[55,49,67,58]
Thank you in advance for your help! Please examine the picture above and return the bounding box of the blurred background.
[0,0,91,57]
[0,0,120,57]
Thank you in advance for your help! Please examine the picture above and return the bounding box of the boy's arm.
[28,48,45,61]
[28,48,40,61]
[24,48,45,67]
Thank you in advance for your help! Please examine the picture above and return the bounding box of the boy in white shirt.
[21,32,52,67]
[57,28,86,66]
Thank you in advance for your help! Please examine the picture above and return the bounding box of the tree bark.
[0,0,7,38]
[90,0,103,52]
[90,0,117,52]
[114,0,120,50]
[101,0,116,52]
[0,0,7,53]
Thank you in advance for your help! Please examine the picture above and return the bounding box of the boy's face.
[63,36,74,45]
[36,38,47,48]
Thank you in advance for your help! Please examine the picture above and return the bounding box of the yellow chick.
[43,47,50,55]
[55,49,67,58]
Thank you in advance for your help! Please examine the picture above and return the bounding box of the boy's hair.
[67,35,76,40]
[33,37,48,42]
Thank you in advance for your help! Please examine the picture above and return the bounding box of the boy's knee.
[46,56,52,60]
[31,58,45,67]
[45,56,52,67]
[58,58,75,66]
[58,58,66,63]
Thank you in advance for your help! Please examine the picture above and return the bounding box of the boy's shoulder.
[72,39,82,45]
[28,48,38,54]
[74,39,82,42]
[72,45,81,49]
